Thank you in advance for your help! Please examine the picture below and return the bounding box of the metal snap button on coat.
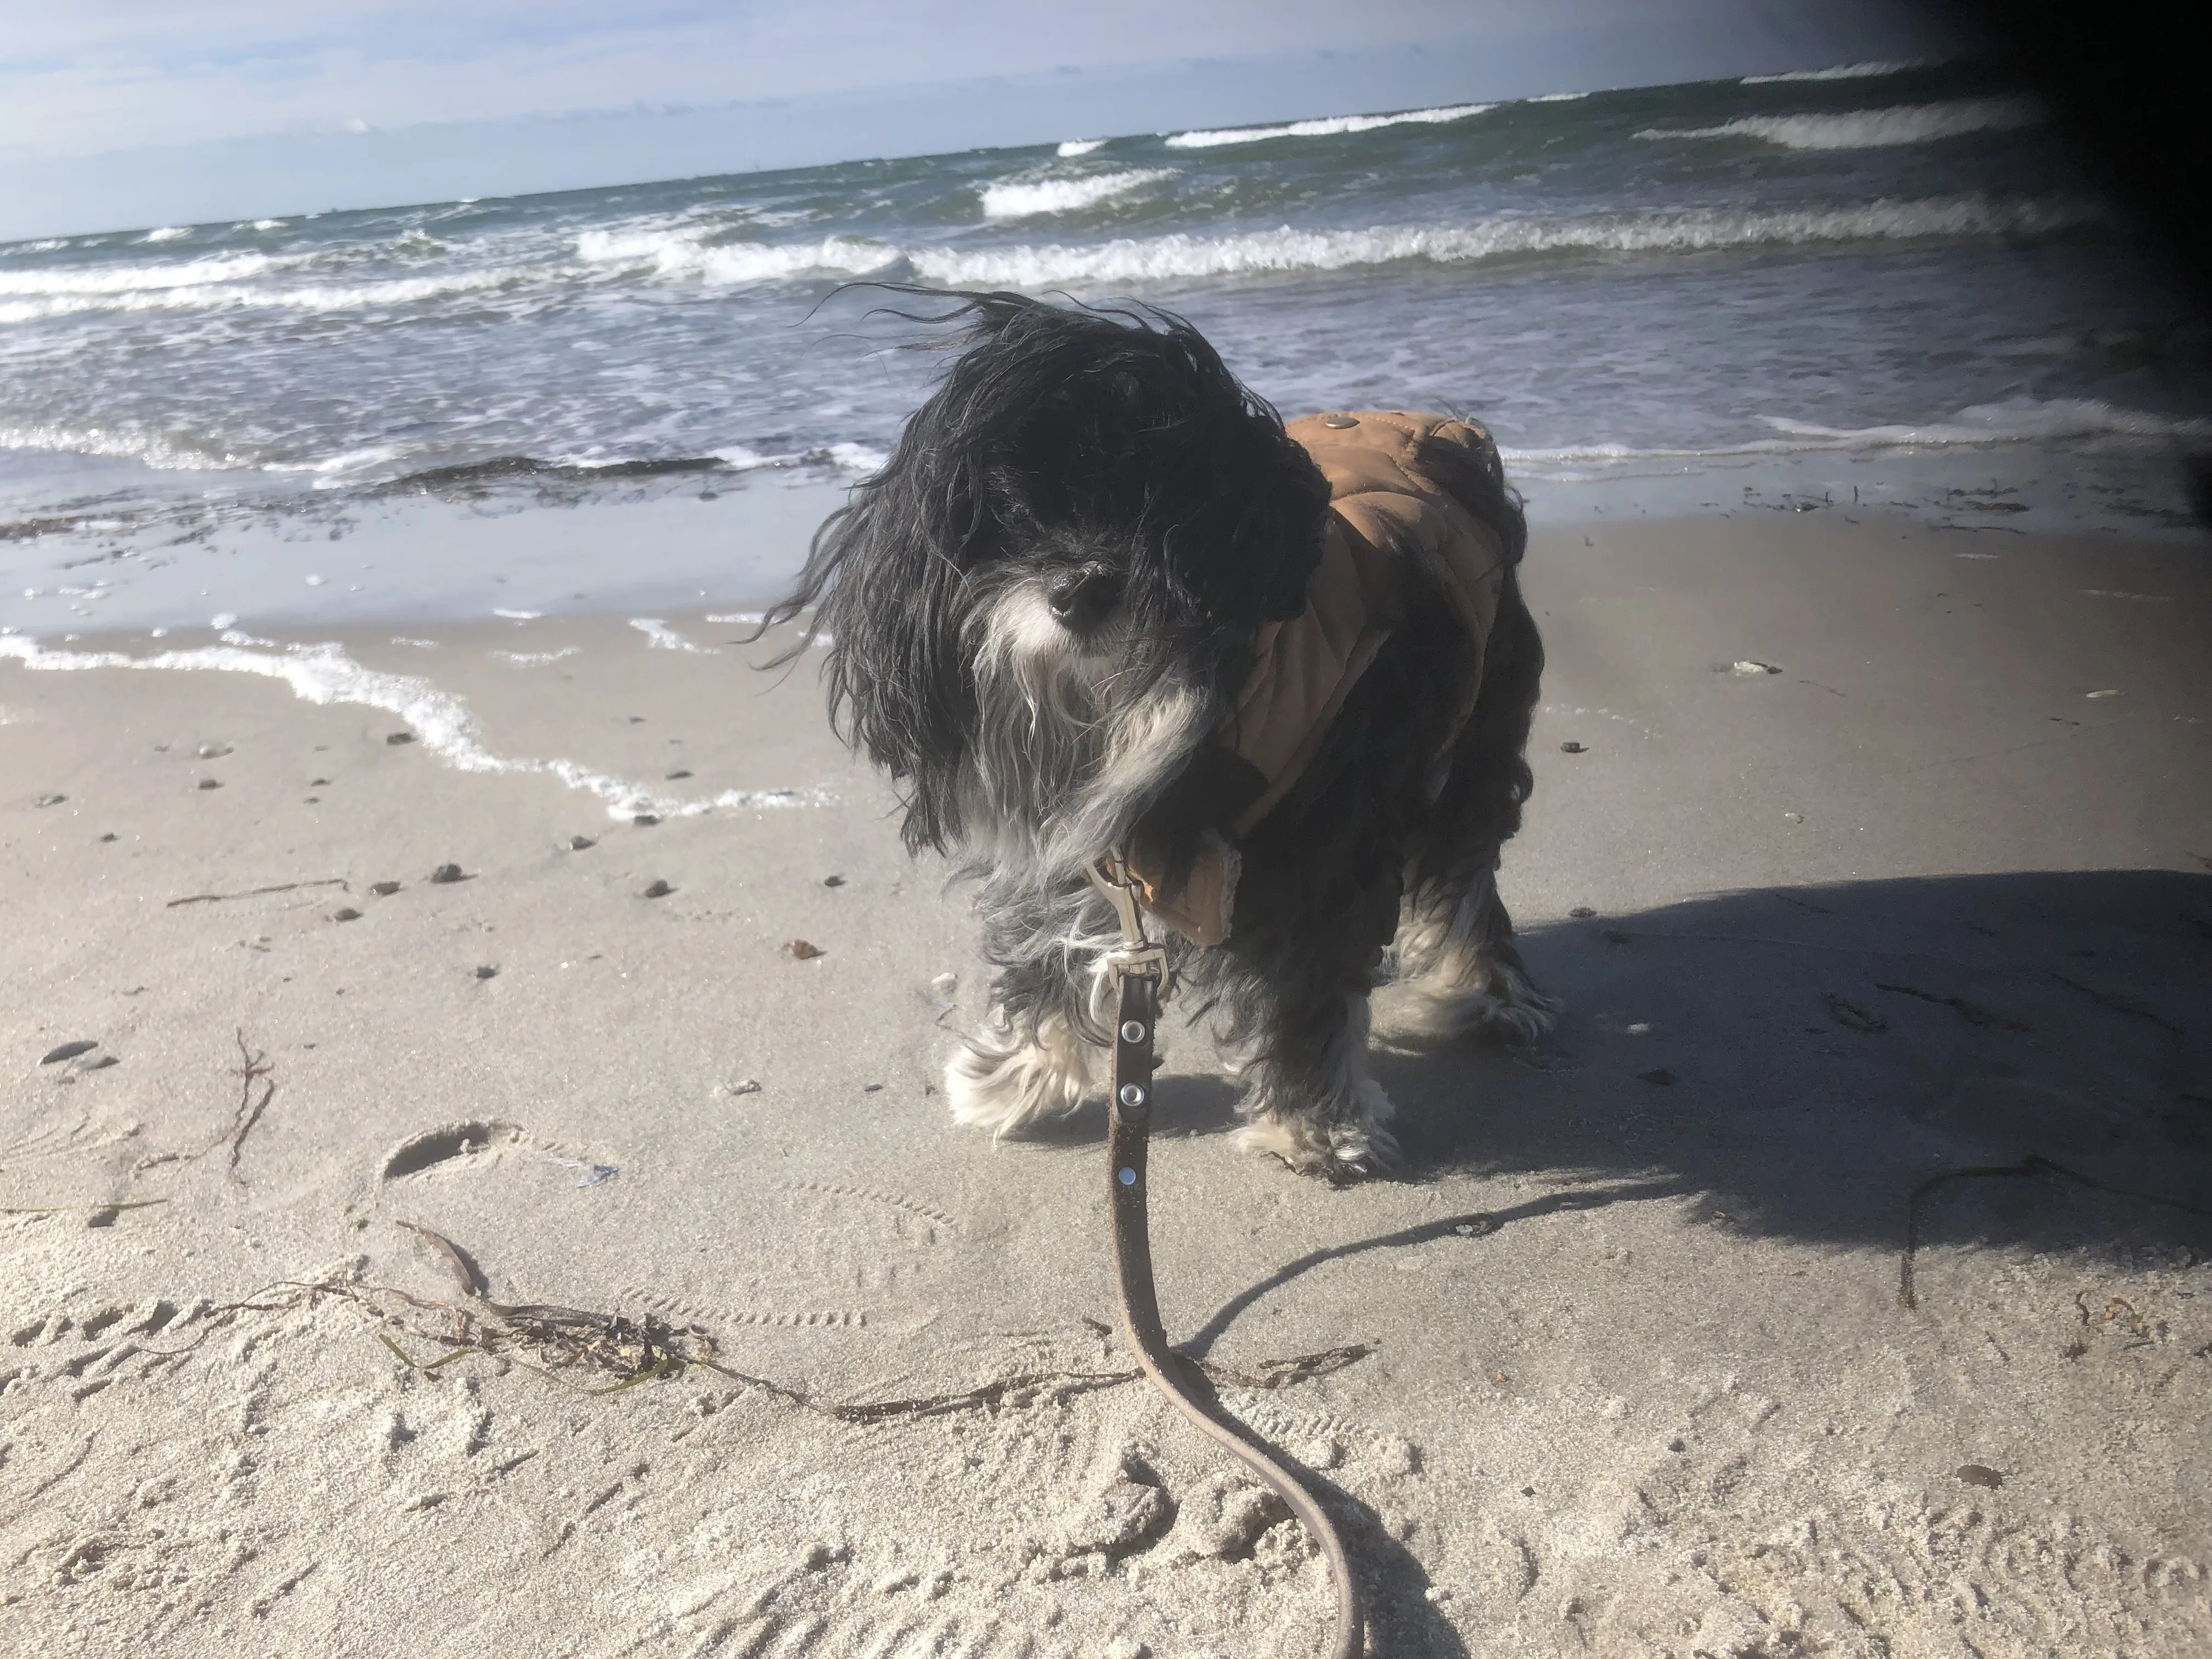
[1322,414,1359,428]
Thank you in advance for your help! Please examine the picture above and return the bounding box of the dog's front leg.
[1228,969,1398,1183]
[944,940,1107,1137]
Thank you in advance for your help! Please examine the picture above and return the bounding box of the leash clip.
[1086,853,1166,984]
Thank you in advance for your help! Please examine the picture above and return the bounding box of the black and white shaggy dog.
[765,290,1555,1181]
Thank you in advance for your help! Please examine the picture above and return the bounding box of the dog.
[764,290,1555,1181]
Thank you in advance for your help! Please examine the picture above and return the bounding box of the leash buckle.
[1086,853,1166,984]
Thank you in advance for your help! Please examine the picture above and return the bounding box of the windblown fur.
[764,289,1554,1181]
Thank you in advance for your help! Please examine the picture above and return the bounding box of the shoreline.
[4,433,2205,646]
[5,511,2209,1657]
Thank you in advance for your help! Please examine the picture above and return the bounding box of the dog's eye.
[1046,568,1122,634]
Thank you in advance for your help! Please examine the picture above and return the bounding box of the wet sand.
[3,513,2209,1657]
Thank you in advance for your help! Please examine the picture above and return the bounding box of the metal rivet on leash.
[1084,851,1365,1659]
[1322,413,1359,428]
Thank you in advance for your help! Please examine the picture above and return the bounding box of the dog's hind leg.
[1392,569,1559,1044]
[945,953,1105,1136]
[1394,870,1560,1044]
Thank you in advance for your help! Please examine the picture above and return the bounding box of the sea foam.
[1165,103,1493,148]
[0,634,829,822]
[1642,98,2042,151]
[1499,396,2210,477]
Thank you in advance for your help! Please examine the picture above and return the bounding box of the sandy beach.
[4,510,2209,1658]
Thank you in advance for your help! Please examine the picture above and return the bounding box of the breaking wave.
[0,252,281,298]
[0,264,531,325]
[1641,98,2043,151]
[978,168,1174,219]
[1742,61,1932,84]
[900,195,2100,287]
[1056,139,1106,158]
[1165,102,1493,148]
[574,228,899,284]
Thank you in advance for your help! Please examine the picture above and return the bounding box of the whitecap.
[0,252,280,298]
[979,168,1173,220]
[1742,61,1931,84]
[142,226,191,243]
[908,195,2100,288]
[575,227,898,285]
[1165,103,1492,148]
[1639,98,2042,151]
[1056,139,1107,157]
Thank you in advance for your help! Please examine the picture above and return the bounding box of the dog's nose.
[1046,568,1120,634]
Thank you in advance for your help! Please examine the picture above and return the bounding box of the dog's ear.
[759,421,986,855]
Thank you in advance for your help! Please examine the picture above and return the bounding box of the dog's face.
[771,291,1331,874]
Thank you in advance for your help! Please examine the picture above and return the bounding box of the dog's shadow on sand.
[1370,868,2210,1253]
[1163,866,2212,1372]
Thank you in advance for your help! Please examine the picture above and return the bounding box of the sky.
[0,1,1971,240]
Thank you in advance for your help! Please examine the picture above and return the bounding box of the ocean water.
[2,59,2207,636]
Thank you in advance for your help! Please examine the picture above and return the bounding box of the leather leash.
[1086,855,1365,1659]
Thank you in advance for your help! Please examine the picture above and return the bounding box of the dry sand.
[3,513,2209,1658]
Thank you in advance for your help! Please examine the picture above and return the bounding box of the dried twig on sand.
[224,1031,275,1178]
[166,879,351,908]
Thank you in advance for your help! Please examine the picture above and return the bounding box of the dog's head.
[770,290,1330,867]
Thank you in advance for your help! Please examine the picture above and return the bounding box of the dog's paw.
[1403,962,1562,1046]
[945,1011,1096,1136]
[1233,1081,1399,1183]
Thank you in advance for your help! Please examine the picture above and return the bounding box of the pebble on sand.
[1569,906,1596,918]
[665,769,692,780]
[1559,741,1586,753]
[33,793,65,807]
[332,907,363,922]
[1729,660,1783,676]
[723,1078,763,1097]
[369,881,400,896]
[428,863,467,884]
[196,778,222,791]
[634,814,660,827]
[387,731,416,744]
[787,940,823,960]
[822,874,846,888]
[642,879,672,898]
[473,965,499,980]
[569,835,596,850]
[40,1040,99,1065]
